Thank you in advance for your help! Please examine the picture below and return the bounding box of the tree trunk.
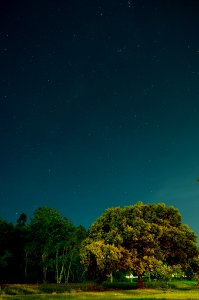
[55,250,59,283]
[24,251,28,280]
[106,272,113,283]
[43,265,47,283]
[66,253,72,283]
[42,253,48,283]
[138,275,144,289]
[56,248,67,284]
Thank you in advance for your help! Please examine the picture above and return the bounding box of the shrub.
[102,281,138,290]
[144,280,168,289]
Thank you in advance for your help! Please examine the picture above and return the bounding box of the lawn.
[1,289,199,300]
[1,281,199,300]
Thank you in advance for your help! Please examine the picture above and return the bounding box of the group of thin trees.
[0,207,86,283]
[1,202,199,284]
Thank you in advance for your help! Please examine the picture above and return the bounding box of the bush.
[39,284,70,294]
[144,279,198,290]
[102,281,138,290]
[1,285,34,295]
[144,280,169,289]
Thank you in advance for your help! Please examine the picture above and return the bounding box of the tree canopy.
[27,206,86,283]
[0,202,198,284]
[0,207,86,283]
[80,202,199,283]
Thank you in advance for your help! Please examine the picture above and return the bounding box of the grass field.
[1,289,199,300]
[1,281,199,300]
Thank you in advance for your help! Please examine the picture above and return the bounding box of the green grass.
[0,282,102,296]
[1,290,199,300]
[1,281,199,300]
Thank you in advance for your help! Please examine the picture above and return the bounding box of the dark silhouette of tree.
[17,213,27,226]
[0,219,14,283]
[0,208,86,283]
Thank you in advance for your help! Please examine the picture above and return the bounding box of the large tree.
[80,202,199,286]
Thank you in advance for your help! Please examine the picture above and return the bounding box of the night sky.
[1,0,199,236]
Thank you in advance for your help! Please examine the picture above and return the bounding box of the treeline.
[1,203,199,285]
[0,207,86,283]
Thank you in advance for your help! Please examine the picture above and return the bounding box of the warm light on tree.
[80,202,199,287]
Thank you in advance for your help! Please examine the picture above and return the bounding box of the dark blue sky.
[1,0,199,235]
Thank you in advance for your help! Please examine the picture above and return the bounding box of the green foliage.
[150,263,183,281]
[26,207,86,283]
[80,202,199,282]
[144,280,169,289]
[185,267,195,280]
[0,207,87,283]
[0,202,198,285]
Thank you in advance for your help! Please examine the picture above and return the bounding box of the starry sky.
[1,0,199,236]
